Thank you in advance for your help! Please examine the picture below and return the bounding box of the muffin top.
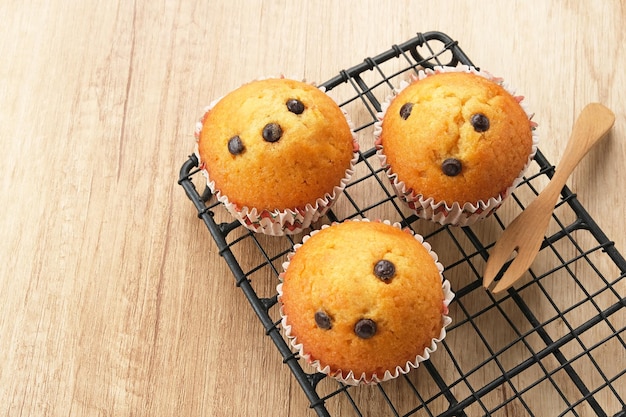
[378,71,534,205]
[279,220,446,381]
[196,78,356,211]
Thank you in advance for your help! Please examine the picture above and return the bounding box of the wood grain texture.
[1,1,625,416]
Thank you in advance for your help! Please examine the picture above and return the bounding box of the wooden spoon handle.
[549,103,616,189]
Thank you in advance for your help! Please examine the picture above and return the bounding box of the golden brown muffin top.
[379,71,534,205]
[197,78,355,211]
[280,221,445,380]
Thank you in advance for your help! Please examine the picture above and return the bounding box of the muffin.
[277,219,454,385]
[195,77,359,235]
[375,66,538,226]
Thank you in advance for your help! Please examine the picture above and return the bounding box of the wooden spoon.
[483,103,615,293]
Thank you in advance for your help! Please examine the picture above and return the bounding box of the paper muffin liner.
[194,76,360,235]
[373,65,539,226]
[277,218,454,385]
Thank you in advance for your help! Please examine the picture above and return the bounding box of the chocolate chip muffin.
[277,219,453,385]
[195,77,358,235]
[375,66,537,226]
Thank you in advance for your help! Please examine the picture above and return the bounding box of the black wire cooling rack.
[178,31,626,417]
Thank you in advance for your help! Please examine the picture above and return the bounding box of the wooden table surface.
[1,1,625,416]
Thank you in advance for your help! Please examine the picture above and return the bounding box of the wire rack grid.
[178,31,626,417]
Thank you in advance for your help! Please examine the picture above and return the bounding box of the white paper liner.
[194,76,359,235]
[276,218,455,385]
[373,65,539,226]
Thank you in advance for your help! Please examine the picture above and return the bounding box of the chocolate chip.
[354,318,377,339]
[286,99,305,114]
[399,102,413,120]
[227,135,245,155]
[374,259,395,281]
[442,158,462,176]
[314,310,332,330]
[262,123,283,142]
[471,113,490,132]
